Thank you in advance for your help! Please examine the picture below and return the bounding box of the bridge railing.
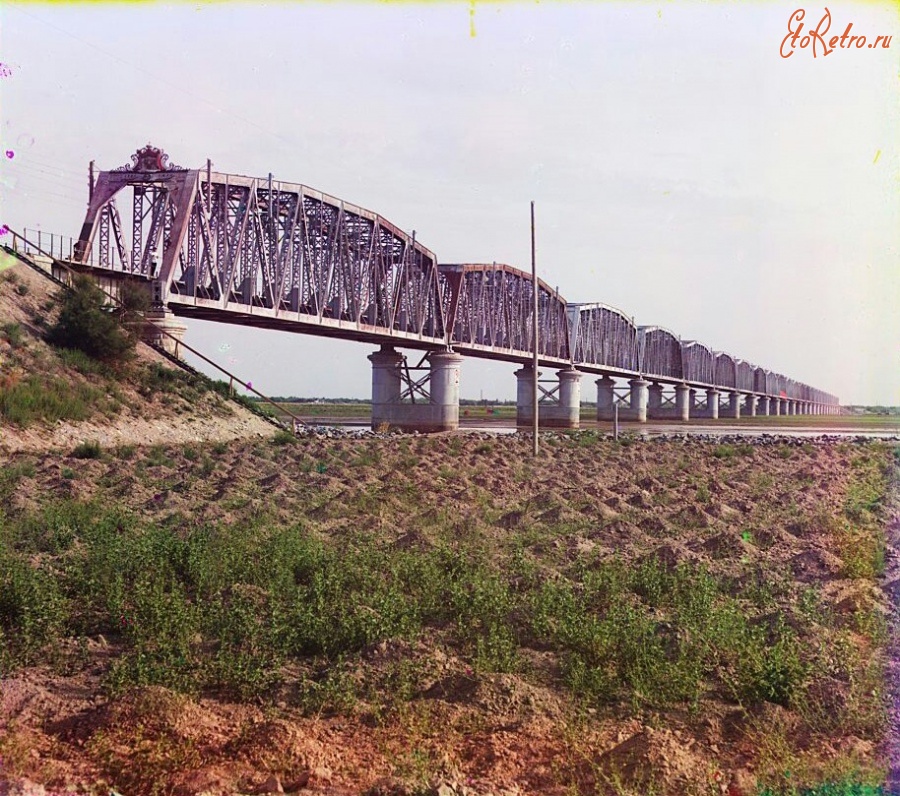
[14,228,80,263]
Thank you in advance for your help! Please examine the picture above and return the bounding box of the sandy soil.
[0,434,895,796]
[1,251,896,796]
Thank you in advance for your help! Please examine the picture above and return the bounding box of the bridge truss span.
[637,326,683,382]
[75,148,447,348]
[439,263,570,364]
[570,303,639,375]
[66,145,840,413]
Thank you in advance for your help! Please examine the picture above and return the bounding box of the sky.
[1,1,898,404]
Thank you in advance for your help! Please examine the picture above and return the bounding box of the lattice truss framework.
[78,167,445,341]
[570,304,639,372]
[439,264,569,360]
[73,146,839,406]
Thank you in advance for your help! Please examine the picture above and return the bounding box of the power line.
[6,2,297,152]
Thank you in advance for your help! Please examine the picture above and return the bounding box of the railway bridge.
[27,144,842,431]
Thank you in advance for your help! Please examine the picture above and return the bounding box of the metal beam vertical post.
[531,201,538,457]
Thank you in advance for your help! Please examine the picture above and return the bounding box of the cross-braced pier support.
[743,394,757,417]
[595,376,649,422]
[516,366,583,429]
[369,346,463,432]
[647,382,688,421]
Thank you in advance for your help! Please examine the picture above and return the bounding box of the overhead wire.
[5,2,297,151]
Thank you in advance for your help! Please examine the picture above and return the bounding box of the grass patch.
[0,373,109,426]
[1,322,23,348]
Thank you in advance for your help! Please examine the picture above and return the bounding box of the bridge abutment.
[142,308,188,357]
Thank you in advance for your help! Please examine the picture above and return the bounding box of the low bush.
[48,276,136,363]
[72,439,103,460]
[1,322,23,348]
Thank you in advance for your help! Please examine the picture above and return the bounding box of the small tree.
[48,275,136,363]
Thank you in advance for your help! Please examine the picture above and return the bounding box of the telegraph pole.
[531,201,539,457]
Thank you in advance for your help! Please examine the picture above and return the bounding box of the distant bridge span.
[62,145,837,429]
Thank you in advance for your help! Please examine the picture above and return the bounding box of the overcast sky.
[2,1,897,404]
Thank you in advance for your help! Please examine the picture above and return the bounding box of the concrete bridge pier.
[369,346,463,432]
[645,382,689,421]
[707,389,720,420]
[723,391,741,420]
[626,378,649,422]
[516,366,583,429]
[595,375,616,421]
[743,394,757,417]
[428,350,464,430]
[370,346,404,429]
[758,396,770,416]
[692,388,720,420]
[648,383,664,416]
[675,384,691,421]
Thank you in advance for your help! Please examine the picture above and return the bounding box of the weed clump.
[71,439,103,460]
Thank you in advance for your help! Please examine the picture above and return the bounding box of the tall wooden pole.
[531,201,539,457]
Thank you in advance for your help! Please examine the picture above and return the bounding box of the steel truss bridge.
[64,145,836,408]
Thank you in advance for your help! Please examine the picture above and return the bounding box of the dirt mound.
[593,727,720,794]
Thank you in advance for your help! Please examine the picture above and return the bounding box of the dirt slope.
[0,252,274,452]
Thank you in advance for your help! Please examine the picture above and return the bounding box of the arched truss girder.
[638,326,682,381]
[714,352,737,390]
[439,263,569,360]
[75,168,447,343]
[681,341,715,386]
[733,359,755,392]
[569,303,638,372]
[68,147,839,406]
[754,367,769,394]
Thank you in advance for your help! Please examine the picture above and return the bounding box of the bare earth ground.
[1,254,897,796]
[0,433,896,796]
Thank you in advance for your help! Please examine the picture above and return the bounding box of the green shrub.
[1,322,23,347]
[48,275,135,363]
[56,346,115,377]
[72,439,102,459]
[0,553,66,670]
